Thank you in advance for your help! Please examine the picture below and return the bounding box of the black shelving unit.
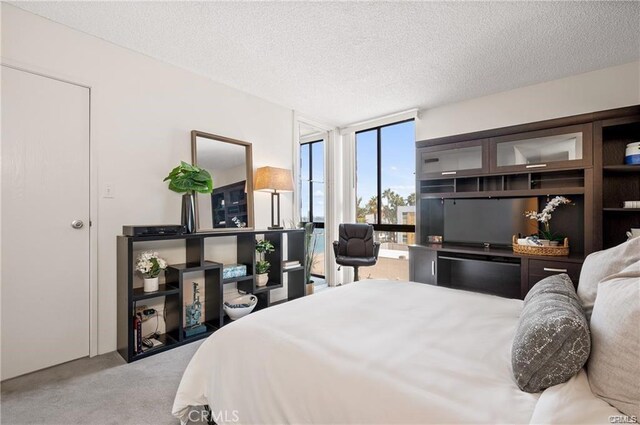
[117,228,305,362]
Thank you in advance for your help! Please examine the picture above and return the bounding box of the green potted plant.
[255,239,275,286]
[303,222,318,295]
[164,161,213,233]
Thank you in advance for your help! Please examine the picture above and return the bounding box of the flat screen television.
[443,198,538,246]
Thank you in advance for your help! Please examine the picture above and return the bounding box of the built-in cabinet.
[490,124,592,173]
[409,244,583,299]
[418,124,592,180]
[594,115,640,249]
[417,139,488,178]
[412,105,640,299]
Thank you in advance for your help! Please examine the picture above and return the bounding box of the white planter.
[256,273,269,286]
[223,294,258,321]
[143,277,159,292]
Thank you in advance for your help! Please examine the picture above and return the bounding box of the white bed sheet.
[173,280,615,424]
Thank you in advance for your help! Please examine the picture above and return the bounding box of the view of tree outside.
[355,120,416,280]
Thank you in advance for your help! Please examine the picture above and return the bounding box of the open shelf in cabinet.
[598,115,640,248]
[132,284,180,301]
[131,331,180,361]
[603,165,640,173]
[420,169,585,199]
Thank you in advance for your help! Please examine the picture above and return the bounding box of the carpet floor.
[1,340,204,425]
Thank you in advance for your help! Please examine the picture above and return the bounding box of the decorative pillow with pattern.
[512,274,590,393]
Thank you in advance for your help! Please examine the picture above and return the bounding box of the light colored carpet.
[1,340,204,425]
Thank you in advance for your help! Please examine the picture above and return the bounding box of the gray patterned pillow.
[512,274,590,393]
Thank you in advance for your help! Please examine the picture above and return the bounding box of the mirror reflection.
[191,131,254,231]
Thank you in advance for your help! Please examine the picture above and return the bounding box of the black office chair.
[332,223,380,282]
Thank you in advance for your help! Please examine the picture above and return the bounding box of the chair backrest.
[337,223,374,257]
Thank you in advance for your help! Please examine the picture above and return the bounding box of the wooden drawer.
[528,259,582,289]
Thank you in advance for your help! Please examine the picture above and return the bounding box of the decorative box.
[223,263,247,280]
[625,142,640,165]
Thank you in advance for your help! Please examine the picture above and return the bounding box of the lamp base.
[268,226,284,230]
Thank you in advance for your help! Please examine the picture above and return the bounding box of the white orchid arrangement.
[136,251,168,278]
[525,196,572,241]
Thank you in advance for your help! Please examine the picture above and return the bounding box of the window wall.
[300,139,325,278]
[355,120,415,280]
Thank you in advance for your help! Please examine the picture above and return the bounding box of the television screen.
[444,198,538,246]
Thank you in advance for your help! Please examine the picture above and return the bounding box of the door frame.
[1,60,99,358]
[293,113,338,285]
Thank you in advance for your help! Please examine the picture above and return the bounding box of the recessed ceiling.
[10,1,640,127]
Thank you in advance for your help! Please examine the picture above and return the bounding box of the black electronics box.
[123,225,186,237]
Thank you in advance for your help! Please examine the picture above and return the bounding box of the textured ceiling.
[10,1,640,126]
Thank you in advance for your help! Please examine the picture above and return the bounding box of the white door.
[1,66,90,380]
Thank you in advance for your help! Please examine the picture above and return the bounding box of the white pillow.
[587,261,640,417]
[577,237,640,319]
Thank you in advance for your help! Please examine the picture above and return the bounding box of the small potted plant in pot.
[255,239,275,287]
[525,196,572,246]
[136,251,168,292]
[163,161,213,233]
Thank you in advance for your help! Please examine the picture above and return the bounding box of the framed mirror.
[191,130,254,231]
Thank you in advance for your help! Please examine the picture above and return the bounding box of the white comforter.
[173,280,619,424]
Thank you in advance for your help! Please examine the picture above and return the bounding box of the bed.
[172,280,620,424]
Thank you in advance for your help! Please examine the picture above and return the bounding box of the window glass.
[381,121,415,225]
[355,120,415,282]
[310,227,325,277]
[355,231,411,281]
[356,130,378,224]
[300,143,310,181]
[312,142,324,183]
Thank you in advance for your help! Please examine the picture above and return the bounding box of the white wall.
[1,4,295,354]
[417,61,640,140]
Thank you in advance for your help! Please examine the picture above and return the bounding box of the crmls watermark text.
[188,409,240,423]
[610,415,638,424]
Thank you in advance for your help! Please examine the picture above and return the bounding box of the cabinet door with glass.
[417,139,488,179]
[490,124,592,173]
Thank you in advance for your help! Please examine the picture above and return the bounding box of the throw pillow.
[587,262,640,417]
[512,274,590,393]
[577,237,640,319]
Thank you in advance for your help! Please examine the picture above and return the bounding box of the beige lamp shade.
[254,166,294,192]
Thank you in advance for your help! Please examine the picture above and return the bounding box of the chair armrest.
[332,241,339,258]
[373,242,381,260]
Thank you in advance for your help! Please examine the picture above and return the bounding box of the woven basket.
[512,235,569,256]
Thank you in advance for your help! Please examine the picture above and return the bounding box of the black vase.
[182,192,196,234]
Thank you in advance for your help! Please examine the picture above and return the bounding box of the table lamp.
[254,166,294,229]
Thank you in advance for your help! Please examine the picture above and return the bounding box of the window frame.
[355,119,416,234]
[300,139,325,279]
[299,138,325,230]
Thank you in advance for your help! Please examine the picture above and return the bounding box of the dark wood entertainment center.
[409,105,640,299]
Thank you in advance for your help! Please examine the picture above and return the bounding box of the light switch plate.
[103,184,114,198]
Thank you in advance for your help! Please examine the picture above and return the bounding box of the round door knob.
[71,220,84,229]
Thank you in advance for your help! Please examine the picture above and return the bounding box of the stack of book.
[282,260,301,270]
